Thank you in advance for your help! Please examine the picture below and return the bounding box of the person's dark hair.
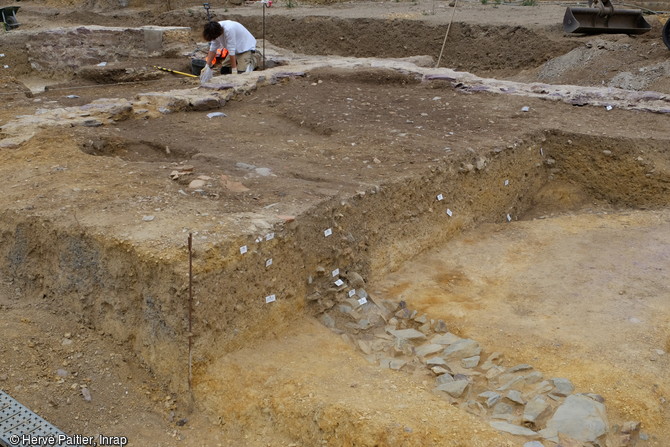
[203,21,223,41]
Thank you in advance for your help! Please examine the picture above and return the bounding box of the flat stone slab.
[436,379,469,398]
[415,343,444,357]
[431,332,462,345]
[386,328,427,340]
[442,338,481,360]
[490,421,538,437]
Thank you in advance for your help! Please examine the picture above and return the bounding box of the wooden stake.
[436,0,458,68]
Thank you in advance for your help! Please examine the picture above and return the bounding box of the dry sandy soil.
[1,0,669,446]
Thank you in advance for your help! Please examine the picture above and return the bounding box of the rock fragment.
[442,338,481,360]
[478,391,501,408]
[461,355,480,369]
[491,402,515,421]
[425,356,448,367]
[551,377,575,396]
[539,394,608,443]
[505,390,525,405]
[436,373,455,385]
[415,343,443,358]
[433,319,448,333]
[489,421,538,437]
[523,397,550,426]
[81,387,92,402]
[431,332,461,345]
[380,358,407,370]
[387,328,426,341]
[188,179,206,189]
[436,379,469,398]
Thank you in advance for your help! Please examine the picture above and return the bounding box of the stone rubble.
[312,278,637,447]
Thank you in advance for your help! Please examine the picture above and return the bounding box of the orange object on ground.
[211,48,229,65]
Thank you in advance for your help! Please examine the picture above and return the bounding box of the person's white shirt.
[209,20,256,56]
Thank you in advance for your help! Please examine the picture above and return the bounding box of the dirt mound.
[511,17,670,92]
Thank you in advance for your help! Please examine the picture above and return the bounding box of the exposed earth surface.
[0,0,669,446]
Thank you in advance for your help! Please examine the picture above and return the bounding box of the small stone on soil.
[461,355,480,369]
[81,387,92,402]
[436,373,455,385]
[478,391,501,408]
[505,390,525,405]
[551,378,575,396]
[436,379,469,398]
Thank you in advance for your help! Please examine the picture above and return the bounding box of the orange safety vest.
[211,48,229,65]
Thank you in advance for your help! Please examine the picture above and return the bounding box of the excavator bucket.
[662,15,670,49]
[563,7,651,34]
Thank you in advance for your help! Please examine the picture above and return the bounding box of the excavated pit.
[80,136,197,162]
[1,5,670,445]
[3,6,669,96]
[2,67,670,443]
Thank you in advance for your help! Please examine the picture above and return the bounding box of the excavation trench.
[1,3,670,444]
[1,123,669,443]
[1,10,587,93]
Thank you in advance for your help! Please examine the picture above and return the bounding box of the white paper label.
[436,194,444,201]
[506,214,512,222]
[334,279,344,287]
[265,232,275,241]
[348,289,356,297]
[240,245,248,254]
[332,268,340,277]
[266,258,273,267]
[358,297,368,305]
[324,228,332,237]
[504,179,509,186]
[446,208,453,217]
[265,294,276,303]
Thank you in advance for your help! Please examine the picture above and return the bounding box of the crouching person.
[203,20,261,74]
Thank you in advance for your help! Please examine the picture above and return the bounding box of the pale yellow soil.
[375,207,670,445]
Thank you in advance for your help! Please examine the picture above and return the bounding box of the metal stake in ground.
[188,233,194,401]
[203,2,212,21]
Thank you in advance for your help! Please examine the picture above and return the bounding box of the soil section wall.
[1,128,668,409]
[0,131,552,398]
